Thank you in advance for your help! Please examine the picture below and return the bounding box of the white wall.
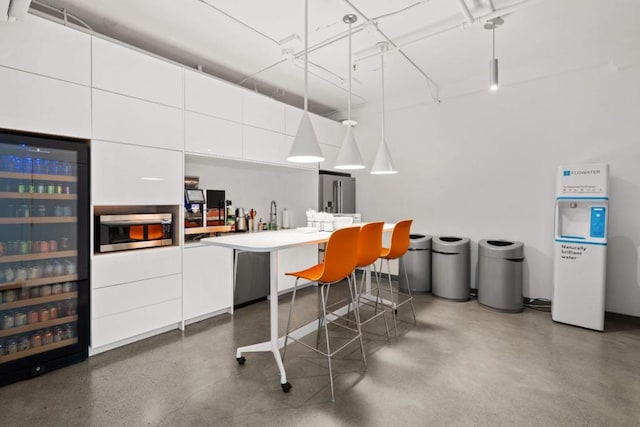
[184,156,317,229]
[352,64,640,317]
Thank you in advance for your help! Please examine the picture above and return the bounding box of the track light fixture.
[484,17,504,92]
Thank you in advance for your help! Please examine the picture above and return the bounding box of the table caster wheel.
[281,382,292,393]
[236,356,246,365]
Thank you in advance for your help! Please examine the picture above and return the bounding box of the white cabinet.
[242,90,285,133]
[277,245,318,293]
[92,37,183,108]
[242,125,285,165]
[185,111,242,159]
[284,105,303,136]
[92,89,183,151]
[92,273,182,318]
[184,70,242,122]
[91,140,183,205]
[183,245,233,322]
[0,67,91,138]
[91,275,182,349]
[0,15,90,86]
[92,246,182,289]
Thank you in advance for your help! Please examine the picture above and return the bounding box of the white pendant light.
[287,0,324,164]
[485,17,504,92]
[335,14,365,170]
[371,42,397,175]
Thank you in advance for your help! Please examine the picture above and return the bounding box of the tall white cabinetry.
[0,15,91,138]
[90,35,184,353]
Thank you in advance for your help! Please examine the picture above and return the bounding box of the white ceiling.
[33,0,640,117]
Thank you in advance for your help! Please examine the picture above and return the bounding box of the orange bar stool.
[282,226,366,402]
[378,219,417,336]
[353,222,390,341]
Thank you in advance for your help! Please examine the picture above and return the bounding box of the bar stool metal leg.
[319,283,335,402]
[382,259,399,337]
[282,278,299,363]
[402,259,417,325]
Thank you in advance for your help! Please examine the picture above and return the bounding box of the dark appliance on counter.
[206,189,226,226]
[184,189,205,228]
[0,130,90,387]
[319,170,356,213]
[96,213,173,253]
[234,251,269,308]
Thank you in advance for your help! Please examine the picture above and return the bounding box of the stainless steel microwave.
[96,213,173,253]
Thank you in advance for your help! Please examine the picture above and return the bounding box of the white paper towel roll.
[282,208,290,229]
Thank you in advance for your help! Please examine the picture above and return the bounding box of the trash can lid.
[478,239,525,259]
[432,236,470,253]
[408,234,432,249]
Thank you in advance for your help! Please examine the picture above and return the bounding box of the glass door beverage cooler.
[0,131,89,386]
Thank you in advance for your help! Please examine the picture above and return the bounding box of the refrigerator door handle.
[332,180,339,213]
[338,180,343,213]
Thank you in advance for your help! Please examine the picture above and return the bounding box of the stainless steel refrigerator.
[318,171,356,213]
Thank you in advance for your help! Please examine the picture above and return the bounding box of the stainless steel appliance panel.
[319,172,356,214]
[234,251,269,307]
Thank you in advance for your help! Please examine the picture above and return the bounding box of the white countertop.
[200,223,395,252]
[200,229,332,251]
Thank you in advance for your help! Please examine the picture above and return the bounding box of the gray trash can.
[432,236,470,301]
[477,239,525,312]
[399,234,432,294]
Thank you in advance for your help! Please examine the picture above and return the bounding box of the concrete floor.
[1,282,640,427]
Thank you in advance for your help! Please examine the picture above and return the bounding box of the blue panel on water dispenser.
[590,207,606,238]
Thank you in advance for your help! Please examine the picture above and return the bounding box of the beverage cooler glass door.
[0,131,89,387]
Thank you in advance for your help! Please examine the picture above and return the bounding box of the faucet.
[269,200,277,230]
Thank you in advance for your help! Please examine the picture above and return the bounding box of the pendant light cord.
[492,25,496,60]
[380,44,386,140]
[347,20,352,121]
[304,0,309,112]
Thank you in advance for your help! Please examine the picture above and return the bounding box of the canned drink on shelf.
[42,330,53,345]
[30,333,42,348]
[49,305,58,320]
[7,338,18,354]
[61,282,73,293]
[63,206,72,216]
[40,284,52,296]
[3,289,17,303]
[39,308,50,323]
[18,287,30,299]
[18,336,30,351]
[2,314,15,330]
[53,327,63,343]
[27,310,38,325]
[14,311,27,327]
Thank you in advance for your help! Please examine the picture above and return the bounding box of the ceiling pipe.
[342,0,440,102]
[456,0,474,24]
[355,0,543,63]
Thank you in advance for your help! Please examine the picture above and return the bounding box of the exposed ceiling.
[31,0,640,117]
